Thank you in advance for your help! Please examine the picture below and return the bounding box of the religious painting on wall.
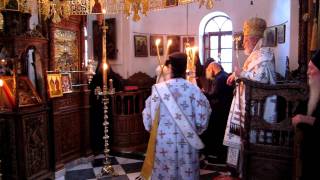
[277,24,286,44]
[2,0,19,10]
[150,35,164,56]
[53,29,79,72]
[105,18,117,60]
[134,35,148,57]
[233,32,244,50]
[263,27,277,47]
[93,19,117,61]
[182,36,195,52]
[61,73,72,93]
[17,76,42,107]
[167,35,181,54]
[47,74,63,98]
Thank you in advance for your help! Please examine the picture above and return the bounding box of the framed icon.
[150,35,164,56]
[167,35,181,54]
[233,32,244,50]
[47,73,63,98]
[61,73,72,93]
[134,35,148,57]
[277,24,286,44]
[182,36,195,51]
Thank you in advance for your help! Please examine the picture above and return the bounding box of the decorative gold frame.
[47,73,63,98]
[61,73,72,94]
[53,28,78,72]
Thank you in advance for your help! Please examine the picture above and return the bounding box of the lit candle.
[102,9,106,26]
[103,62,108,89]
[165,39,172,60]
[0,79,3,87]
[155,38,161,65]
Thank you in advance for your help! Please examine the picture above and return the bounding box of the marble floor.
[55,152,230,180]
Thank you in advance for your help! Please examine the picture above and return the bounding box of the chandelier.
[105,0,215,21]
[37,0,214,23]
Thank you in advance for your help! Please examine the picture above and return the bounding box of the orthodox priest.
[292,49,320,180]
[223,17,276,172]
[141,52,211,180]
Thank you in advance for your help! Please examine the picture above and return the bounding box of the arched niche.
[21,46,45,99]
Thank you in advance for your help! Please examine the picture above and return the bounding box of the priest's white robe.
[143,78,211,180]
[223,40,277,166]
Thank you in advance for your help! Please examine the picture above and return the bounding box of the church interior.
[0,0,318,179]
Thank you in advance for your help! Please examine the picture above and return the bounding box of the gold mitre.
[243,17,267,37]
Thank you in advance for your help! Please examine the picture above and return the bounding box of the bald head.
[206,62,222,79]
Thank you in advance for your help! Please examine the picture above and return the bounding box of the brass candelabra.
[94,85,116,178]
[94,23,117,178]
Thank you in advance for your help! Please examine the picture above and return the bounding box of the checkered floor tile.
[55,152,229,180]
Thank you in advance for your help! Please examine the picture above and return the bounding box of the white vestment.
[143,78,211,180]
[223,39,277,166]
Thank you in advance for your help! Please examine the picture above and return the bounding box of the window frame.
[203,15,233,72]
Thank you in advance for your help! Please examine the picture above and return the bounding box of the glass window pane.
[221,35,233,48]
[214,16,228,29]
[205,20,219,33]
[221,62,232,73]
[210,36,218,49]
[210,49,219,61]
[221,19,232,31]
[221,49,232,63]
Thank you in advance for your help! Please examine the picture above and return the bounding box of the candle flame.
[102,9,106,14]
[103,63,108,71]
[192,46,198,52]
[155,39,161,46]
[167,39,172,47]
[0,79,3,87]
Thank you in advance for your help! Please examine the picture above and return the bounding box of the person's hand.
[234,66,241,77]
[292,114,315,127]
[227,74,235,86]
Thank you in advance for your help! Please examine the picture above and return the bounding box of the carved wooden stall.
[48,16,92,171]
[239,78,307,180]
[0,10,53,180]
[109,72,155,152]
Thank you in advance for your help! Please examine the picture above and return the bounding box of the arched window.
[202,13,233,72]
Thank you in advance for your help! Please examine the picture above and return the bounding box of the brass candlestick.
[95,22,117,178]
[94,85,116,178]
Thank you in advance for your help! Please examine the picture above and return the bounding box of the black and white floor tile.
[55,153,229,180]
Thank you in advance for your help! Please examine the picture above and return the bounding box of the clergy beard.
[307,75,320,115]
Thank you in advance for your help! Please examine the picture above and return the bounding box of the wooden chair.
[109,72,155,152]
[239,78,307,180]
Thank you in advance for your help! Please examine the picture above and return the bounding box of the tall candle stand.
[94,23,117,178]
[94,85,115,177]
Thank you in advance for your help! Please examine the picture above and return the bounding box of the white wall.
[86,0,299,78]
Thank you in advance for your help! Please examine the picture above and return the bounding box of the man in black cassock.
[292,49,320,180]
[201,62,234,163]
